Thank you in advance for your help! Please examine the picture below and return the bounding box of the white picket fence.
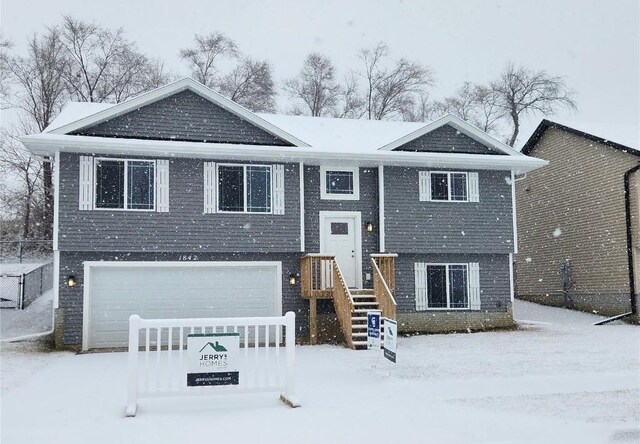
[126,311,299,417]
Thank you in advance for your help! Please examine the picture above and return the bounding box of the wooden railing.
[300,254,356,347]
[300,254,335,300]
[331,260,356,349]
[371,254,397,321]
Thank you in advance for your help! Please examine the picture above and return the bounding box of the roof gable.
[522,119,640,157]
[392,123,505,155]
[51,78,308,147]
[379,114,521,156]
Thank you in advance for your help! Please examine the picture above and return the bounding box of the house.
[20,78,546,351]
[515,119,640,321]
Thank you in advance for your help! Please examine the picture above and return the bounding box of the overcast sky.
[2,0,638,147]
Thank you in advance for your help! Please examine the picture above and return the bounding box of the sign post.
[366,311,382,349]
[187,333,240,386]
[382,318,397,363]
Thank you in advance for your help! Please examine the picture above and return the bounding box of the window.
[218,164,272,213]
[320,166,360,200]
[426,264,468,309]
[430,172,468,201]
[94,159,155,210]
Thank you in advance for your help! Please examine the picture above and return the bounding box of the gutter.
[20,134,549,173]
[595,162,640,325]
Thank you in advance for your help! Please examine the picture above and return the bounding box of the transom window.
[320,166,360,200]
[426,264,469,309]
[218,164,272,213]
[95,159,155,210]
[431,172,468,201]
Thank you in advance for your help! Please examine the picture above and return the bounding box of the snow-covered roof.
[44,102,114,133]
[23,78,547,173]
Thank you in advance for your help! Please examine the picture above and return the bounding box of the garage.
[82,261,282,350]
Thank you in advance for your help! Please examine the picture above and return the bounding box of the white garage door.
[84,262,281,349]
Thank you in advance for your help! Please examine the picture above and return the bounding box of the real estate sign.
[383,318,397,363]
[367,311,382,349]
[187,333,240,386]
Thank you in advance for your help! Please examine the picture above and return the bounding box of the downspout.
[595,162,640,325]
[623,164,640,316]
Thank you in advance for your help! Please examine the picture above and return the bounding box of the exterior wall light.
[67,275,77,288]
[289,274,297,286]
[366,221,374,233]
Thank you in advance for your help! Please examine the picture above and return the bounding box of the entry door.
[320,212,361,288]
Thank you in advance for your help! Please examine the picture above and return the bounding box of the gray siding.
[58,153,301,253]
[394,124,505,155]
[71,90,293,146]
[395,253,511,313]
[384,167,514,254]
[303,166,379,286]
[58,251,308,346]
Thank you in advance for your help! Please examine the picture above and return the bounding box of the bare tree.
[284,53,341,117]
[57,15,157,103]
[401,92,441,123]
[357,42,434,120]
[219,58,276,112]
[0,36,13,108]
[179,32,238,88]
[0,127,43,239]
[492,62,576,146]
[111,58,175,102]
[9,29,68,240]
[438,82,505,134]
[334,74,365,119]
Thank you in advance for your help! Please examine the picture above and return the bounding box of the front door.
[320,212,361,288]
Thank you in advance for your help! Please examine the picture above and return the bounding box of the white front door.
[320,212,362,288]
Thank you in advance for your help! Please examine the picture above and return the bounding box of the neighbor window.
[320,166,359,200]
[95,159,155,210]
[218,164,272,213]
[426,264,468,309]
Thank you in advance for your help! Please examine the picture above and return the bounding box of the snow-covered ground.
[1,300,638,444]
[0,289,53,339]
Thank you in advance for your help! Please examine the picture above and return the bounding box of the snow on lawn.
[0,289,53,339]
[1,301,638,444]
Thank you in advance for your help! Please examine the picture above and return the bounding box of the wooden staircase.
[301,253,397,350]
[350,289,382,349]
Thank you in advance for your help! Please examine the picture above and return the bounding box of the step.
[350,289,375,295]
[353,301,379,306]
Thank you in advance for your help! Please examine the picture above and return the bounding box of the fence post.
[280,311,300,408]
[126,315,141,417]
[18,274,25,310]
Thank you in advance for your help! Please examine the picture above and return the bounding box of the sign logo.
[367,311,381,349]
[187,333,240,387]
[383,318,397,363]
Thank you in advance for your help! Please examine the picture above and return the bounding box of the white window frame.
[217,163,274,214]
[429,171,469,202]
[423,263,470,310]
[320,166,360,200]
[93,157,156,212]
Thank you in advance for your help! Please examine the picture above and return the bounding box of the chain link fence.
[0,239,53,263]
[0,262,53,309]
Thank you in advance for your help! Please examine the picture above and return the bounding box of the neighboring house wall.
[384,167,514,254]
[393,124,505,155]
[515,128,639,316]
[58,153,301,253]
